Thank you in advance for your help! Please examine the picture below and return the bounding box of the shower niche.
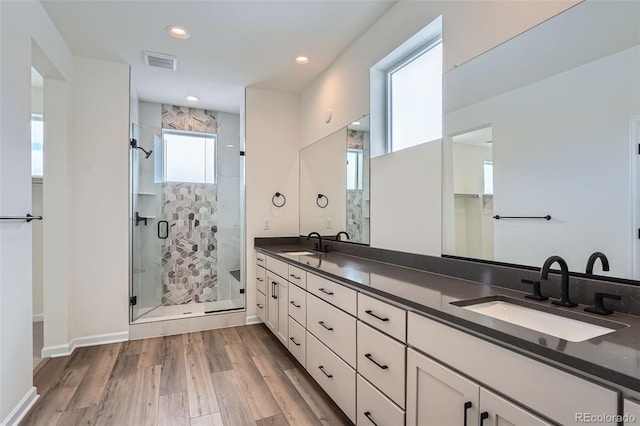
[129,104,244,323]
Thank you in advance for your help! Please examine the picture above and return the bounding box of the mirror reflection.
[300,115,370,244]
[442,1,640,279]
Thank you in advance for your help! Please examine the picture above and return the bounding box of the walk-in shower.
[129,105,244,323]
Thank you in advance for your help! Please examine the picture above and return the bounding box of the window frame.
[386,36,443,153]
[161,128,217,184]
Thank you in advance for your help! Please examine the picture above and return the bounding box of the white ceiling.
[41,0,395,113]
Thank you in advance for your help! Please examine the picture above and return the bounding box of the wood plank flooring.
[21,324,352,426]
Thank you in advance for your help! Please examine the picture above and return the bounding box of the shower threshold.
[132,299,243,324]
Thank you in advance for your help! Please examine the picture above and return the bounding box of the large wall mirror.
[300,115,370,244]
[442,1,640,279]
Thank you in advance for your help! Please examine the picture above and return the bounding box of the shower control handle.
[157,220,169,239]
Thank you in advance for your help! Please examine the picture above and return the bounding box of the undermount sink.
[283,250,316,256]
[452,296,626,342]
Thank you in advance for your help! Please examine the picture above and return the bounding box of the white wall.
[370,141,442,255]
[245,88,300,320]
[0,0,73,422]
[445,46,639,277]
[69,57,130,340]
[299,128,347,236]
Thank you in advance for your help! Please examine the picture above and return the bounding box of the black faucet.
[335,231,350,242]
[307,232,326,252]
[540,255,577,308]
[586,252,610,275]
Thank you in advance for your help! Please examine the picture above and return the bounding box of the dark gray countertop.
[255,243,640,393]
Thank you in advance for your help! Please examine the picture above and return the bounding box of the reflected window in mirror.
[388,38,442,153]
[347,149,363,190]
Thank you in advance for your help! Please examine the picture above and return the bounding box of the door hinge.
[130,296,137,306]
[240,150,245,156]
[239,288,245,294]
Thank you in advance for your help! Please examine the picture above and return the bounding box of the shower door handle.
[157,220,169,239]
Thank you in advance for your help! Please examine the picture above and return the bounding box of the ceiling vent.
[143,51,177,70]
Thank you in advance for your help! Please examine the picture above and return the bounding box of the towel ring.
[317,194,329,208]
[272,192,286,208]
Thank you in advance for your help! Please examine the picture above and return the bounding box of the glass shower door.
[130,124,164,322]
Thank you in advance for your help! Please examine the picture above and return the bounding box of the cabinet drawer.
[357,321,406,408]
[288,265,307,289]
[357,374,405,426]
[256,252,266,265]
[358,293,406,342]
[256,290,266,323]
[256,265,266,295]
[307,273,356,316]
[288,283,307,327]
[408,312,619,425]
[266,255,288,279]
[288,317,306,368]
[307,294,357,368]
[307,332,356,423]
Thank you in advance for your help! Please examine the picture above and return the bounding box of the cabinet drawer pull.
[365,309,389,322]
[480,411,489,426]
[318,321,334,331]
[256,303,264,309]
[364,353,388,370]
[289,337,301,346]
[318,365,333,378]
[290,274,301,280]
[290,301,301,308]
[271,281,278,299]
[318,287,334,295]
[364,411,378,426]
[257,258,264,262]
[463,401,472,426]
[257,277,264,282]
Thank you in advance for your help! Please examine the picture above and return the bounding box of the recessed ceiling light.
[186,95,199,102]
[295,56,309,65]
[351,121,361,126]
[166,25,191,39]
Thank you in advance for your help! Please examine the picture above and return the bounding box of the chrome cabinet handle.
[318,365,333,378]
[289,337,301,346]
[365,309,389,322]
[290,301,301,308]
[318,287,334,295]
[364,353,388,370]
[318,321,333,331]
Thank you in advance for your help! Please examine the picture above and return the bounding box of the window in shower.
[162,130,216,183]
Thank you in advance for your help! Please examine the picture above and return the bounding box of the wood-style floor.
[21,324,352,426]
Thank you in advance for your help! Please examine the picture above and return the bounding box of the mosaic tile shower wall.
[346,189,364,243]
[161,104,218,133]
[161,182,218,305]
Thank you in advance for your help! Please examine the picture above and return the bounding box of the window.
[483,160,494,195]
[347,149,363,190]
[163,130,216,183]
[387,39,442,152]
[31,114,43,177]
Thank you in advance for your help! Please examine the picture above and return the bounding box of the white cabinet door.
[276,278,289,343]
[266,272,288,343]
[407,348,479,426]
[480,388,551,426]
[624,399,640,426]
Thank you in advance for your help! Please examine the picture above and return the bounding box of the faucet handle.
[584,292,621,315]
[522,279,548,301]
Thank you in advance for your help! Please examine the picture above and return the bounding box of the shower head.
[130,139,153,159]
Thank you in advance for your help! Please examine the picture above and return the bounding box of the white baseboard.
[32,314,43,323]
[245,315,262,325]
[1,386,38,426]
[41,331,129,358]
